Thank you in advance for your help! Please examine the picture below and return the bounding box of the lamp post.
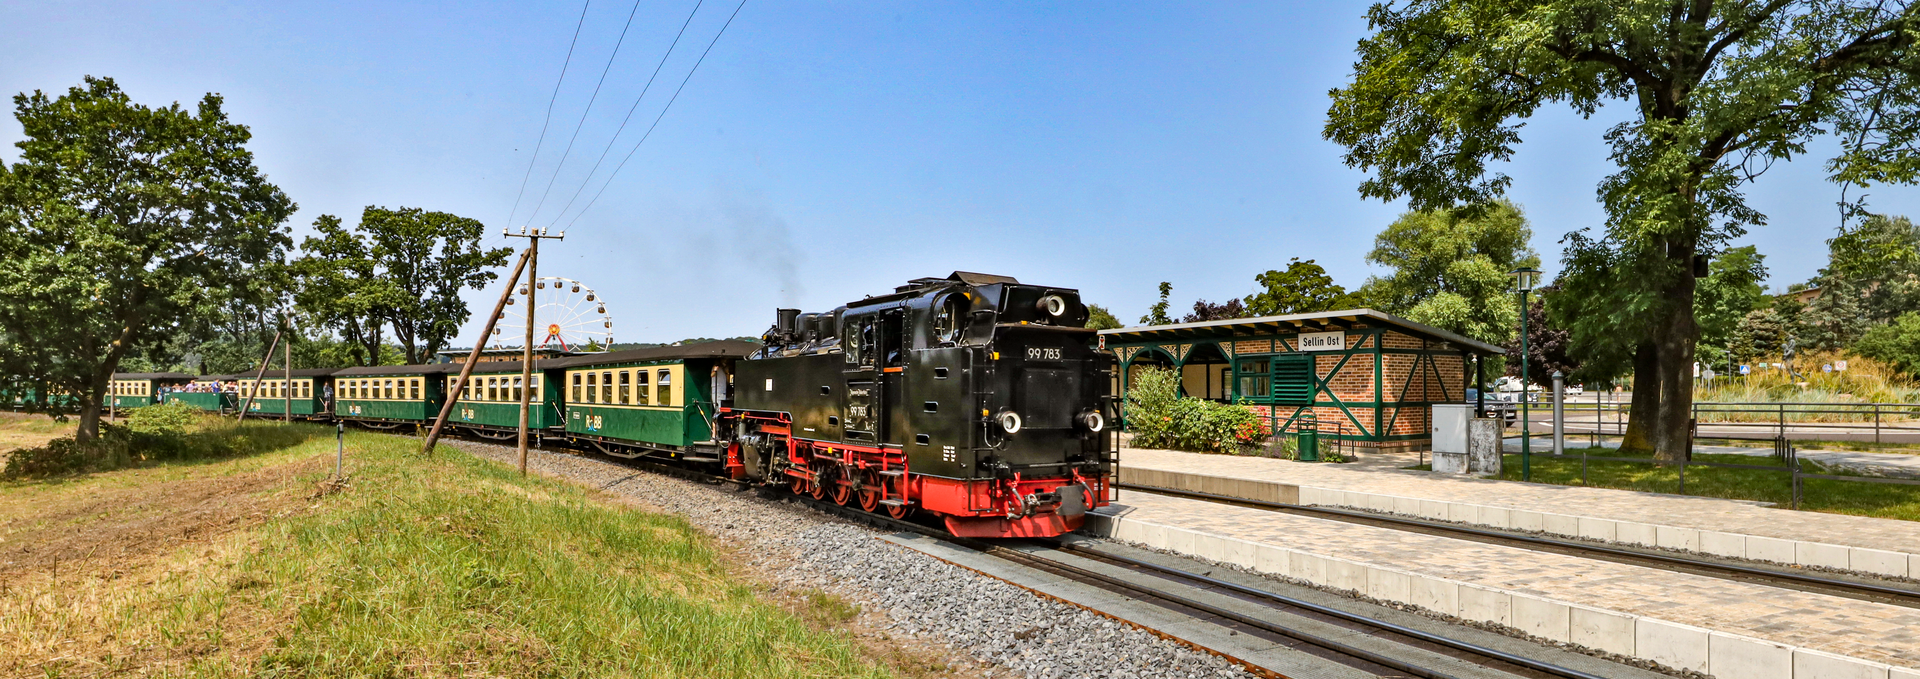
[1512,266,1541,482]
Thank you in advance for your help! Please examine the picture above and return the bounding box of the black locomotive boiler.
[724,272,1115,538]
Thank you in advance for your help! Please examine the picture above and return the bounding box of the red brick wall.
[1317,353,1374,402]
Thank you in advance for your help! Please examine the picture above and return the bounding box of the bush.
[1125,366,1271,454]
[2,406,298,480]
[3,424,134,479]
[1857,312,1920,381]
[126,399,198,437]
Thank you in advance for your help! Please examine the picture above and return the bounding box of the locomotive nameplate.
[1026,347,1062,360]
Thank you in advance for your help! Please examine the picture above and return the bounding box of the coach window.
[572,373,582,401]
[484,377,495,401]
[601,371,613,402]
[529,379,539,401]
[585,372,597,403]
[634,370,650,405]
[508,376,519,402]
[619,370,630,404]
[657,369,672,405]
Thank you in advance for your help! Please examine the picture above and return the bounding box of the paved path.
[1120,447,1920,572]
[1098,491,1920,675]
[1502,437,1920,474]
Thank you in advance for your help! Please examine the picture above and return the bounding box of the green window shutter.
[1272,354,1314,404]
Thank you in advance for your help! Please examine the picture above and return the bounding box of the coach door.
[877,309,907,445]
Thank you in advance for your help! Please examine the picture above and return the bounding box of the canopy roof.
[1099,309,1505,356]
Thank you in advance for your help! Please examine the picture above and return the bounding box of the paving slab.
[1120,446,1920,578]
[1086,491,1920,678]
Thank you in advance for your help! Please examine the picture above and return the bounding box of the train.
[98,272,1117,539]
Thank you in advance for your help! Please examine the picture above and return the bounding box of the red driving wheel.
[810,465,831,501]
[885,474,912,519]
[789,470,810,496]
[858,470,882,512]
[830,467,855,506]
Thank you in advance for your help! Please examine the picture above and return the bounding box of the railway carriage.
[236,368,340,419]
[554,342,758,459]
[109,373,193,409]
[333,364,457,428]
[446,359,566,439]
[163,374,240,412]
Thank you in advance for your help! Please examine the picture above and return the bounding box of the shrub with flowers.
[1124,366,1272,454]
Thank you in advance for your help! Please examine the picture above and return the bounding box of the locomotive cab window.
[932,294,968,345]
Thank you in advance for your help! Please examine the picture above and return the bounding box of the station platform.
[1118,447,1920,579]
[1084,490,1920,678]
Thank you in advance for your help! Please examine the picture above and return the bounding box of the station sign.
[1298,330,1346,352]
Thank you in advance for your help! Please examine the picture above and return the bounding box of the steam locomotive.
[726,271,1116,537]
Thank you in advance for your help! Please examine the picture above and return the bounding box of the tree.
[1139,282,1175,325]
[1086,304,1123,330]
[1729,307,1787,365]
[1822,214,1920,324]
[1359,201,1539,348]
[360,206,512,364]
[1243,258,1361,316]
[1183,298,1248,323]
[291,214,400,366]
[0,77,294,441]
[1505,293,1577,386]
[1856,311,1920,378]
[1326,2,1920,460]
[1693,245,1769,367]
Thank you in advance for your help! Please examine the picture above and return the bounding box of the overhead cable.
[522,0,648,226]
[561,0,748,230]
[504,0,593,230]
[542,0,707,226]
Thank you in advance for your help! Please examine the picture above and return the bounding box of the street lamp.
[1512,266,1541,482]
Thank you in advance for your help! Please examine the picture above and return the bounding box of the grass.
[0,411,76,454]
[0,421,896,678]
[1480,446,1920,522]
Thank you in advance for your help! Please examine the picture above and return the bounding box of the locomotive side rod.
[422,246,532,456]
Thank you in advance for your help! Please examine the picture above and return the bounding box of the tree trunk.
[1621,342,1660,452]
[1652,272,1700,462]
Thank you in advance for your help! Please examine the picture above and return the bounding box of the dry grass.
[0,425,899,678]
[0,411,77,458]
[1693,351,1920,422]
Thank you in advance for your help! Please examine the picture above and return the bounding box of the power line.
[561,0,747,230]
[523,0,648,226]
[504,0,593,230]
[542,0,706,226]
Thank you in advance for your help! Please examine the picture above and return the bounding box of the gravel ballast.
[452,441,1252,679]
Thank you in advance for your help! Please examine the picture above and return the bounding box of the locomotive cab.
[732,271,1115,539]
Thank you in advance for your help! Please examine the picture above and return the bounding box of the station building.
[1099,310,1504,454]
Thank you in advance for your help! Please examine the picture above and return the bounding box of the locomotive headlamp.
[1037,294,1068,317]
[996,410,1023,434]
[1079,409,1105,433]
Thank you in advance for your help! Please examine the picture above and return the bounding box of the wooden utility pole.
[283,323,292,423]
[422,246,533,455]
[509,227,564,476]
[237,328,284,421]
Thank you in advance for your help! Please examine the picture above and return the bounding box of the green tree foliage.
[360,206,512,364]
[1325,2,1920,460]
[0,77,294,441]
[1856,311,1920,379]
[1693,246,1769,366]
[1243,258,1361,316]
[1730,308,1788,365]
[292,214,396,366]
[292,207,508,365]
[1086,304,1123,330]
[1360,201,1538,347]
[1139,282,1175,325]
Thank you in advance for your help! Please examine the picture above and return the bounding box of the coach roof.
[547,340,761,369]
[333,363,464,377]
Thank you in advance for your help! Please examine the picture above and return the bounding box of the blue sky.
[4,2,1914,344]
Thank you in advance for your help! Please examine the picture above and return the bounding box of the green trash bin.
[1296,430,1320,462]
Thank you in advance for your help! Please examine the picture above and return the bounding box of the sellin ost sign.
[1298,330,1346,352]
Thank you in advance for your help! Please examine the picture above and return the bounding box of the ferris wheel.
[495,276,614,351]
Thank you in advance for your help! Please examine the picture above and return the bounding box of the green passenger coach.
[446,359,565,439]
[163,374,240,412]
[332,364,457,427]
[552,342,758,457]
[109,373,193,409]
[237,368,340,418]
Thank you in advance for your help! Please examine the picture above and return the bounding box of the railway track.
[580,449,1634,679]
[1117,482,1920,609]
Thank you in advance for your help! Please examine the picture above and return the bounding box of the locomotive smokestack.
[775,308,802,341]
